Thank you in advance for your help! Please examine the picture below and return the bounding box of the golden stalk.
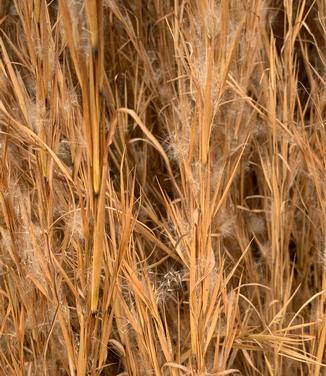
[90,165,106,313]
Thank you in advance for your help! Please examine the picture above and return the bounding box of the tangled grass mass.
[1,1,326,375]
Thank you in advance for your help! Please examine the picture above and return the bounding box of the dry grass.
[0,0,326,375]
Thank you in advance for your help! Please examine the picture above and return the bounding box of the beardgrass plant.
[1,0,326,374]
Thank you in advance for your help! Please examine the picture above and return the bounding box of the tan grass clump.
[1,0,326,374]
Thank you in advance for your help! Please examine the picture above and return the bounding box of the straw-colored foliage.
[0,1,326,375]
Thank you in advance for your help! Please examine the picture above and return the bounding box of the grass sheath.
[90,161,107,313]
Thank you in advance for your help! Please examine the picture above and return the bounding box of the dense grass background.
[0,0,326,374]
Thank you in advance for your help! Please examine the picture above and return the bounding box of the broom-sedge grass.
[0,0,326,374]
